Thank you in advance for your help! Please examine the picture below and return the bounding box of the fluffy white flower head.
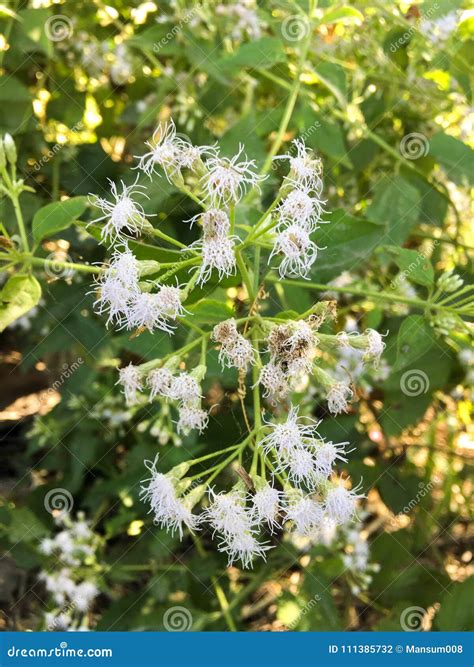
[90,178,148,245]
[117,363,142,405]
[270,224,318,279]
[203,144,265,204]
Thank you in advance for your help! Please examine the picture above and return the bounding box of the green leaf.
[385,246,434,287]
[0,274,42,332]
[188,298,234,323]
[319,6,364,25]
[314,63,347,107]
[393,315,435,371]
[366,176,421,245]
[312,209,385,282]
[32,196,88,243]
[217,37,286,74]
[307,115,351,167]
[429,132,474,186]
[435,578,474,630]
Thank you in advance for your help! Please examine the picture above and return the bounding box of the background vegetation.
[0,0,472,632]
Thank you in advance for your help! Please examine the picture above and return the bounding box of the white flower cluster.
[147,366,208,435]
[212,318,254,371]
[117,363,208,435]
[259,320,318,397]
[216,0,264,42]
[261,406,348,490]
[332,318,390,390]
[188,209,236,285]
[270,139,327,278]
[202,488,271,568]
[93,244,185,334]
[140,458,199,539]
[38,513,100,631]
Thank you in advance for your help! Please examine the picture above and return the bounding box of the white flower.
[91,246,141,328]
[117,363,142,405]
[39,538,55,555]
[284,447,319,488]
[136,119,211,180]
[326,382,353,415]
[90,178,148,245]
[92,274,135,328]
[147,368,173,400]
[203,489,249,536]
[219,530,270,569]
[270,224,318,278]
[155,284,185,321]
[216,334,254,371]
[140,458,198,539]
[73,581,98,612]
[324,482,363,526]
[275,138,323,191]
[285,495,325,535]
[363,329,386,367]
[258,362,289,397]
[188,208,230,238]
[202,144,265,204]
[126,292,166,332]
[193,236,237,285]
[314,440,348,477]
[276,185,325,230]
[286,320,318,355]
[169,373,201,403]
[71,520,92,540]
[203,489,270,568]
[109,244,140,284]
[251,484,282,532]
[176,404,209,434]
[261,406,318,458]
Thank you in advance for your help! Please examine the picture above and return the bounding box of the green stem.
[211,577,237,632]
[235,249,254,298]
[266,275,464,314]
[11,194,29,253]
[260,9,313,176]
[149,226,191,251]
[26,254,100,274]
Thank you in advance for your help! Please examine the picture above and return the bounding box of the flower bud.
[3,133,17,165]
[437,270,463,293]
